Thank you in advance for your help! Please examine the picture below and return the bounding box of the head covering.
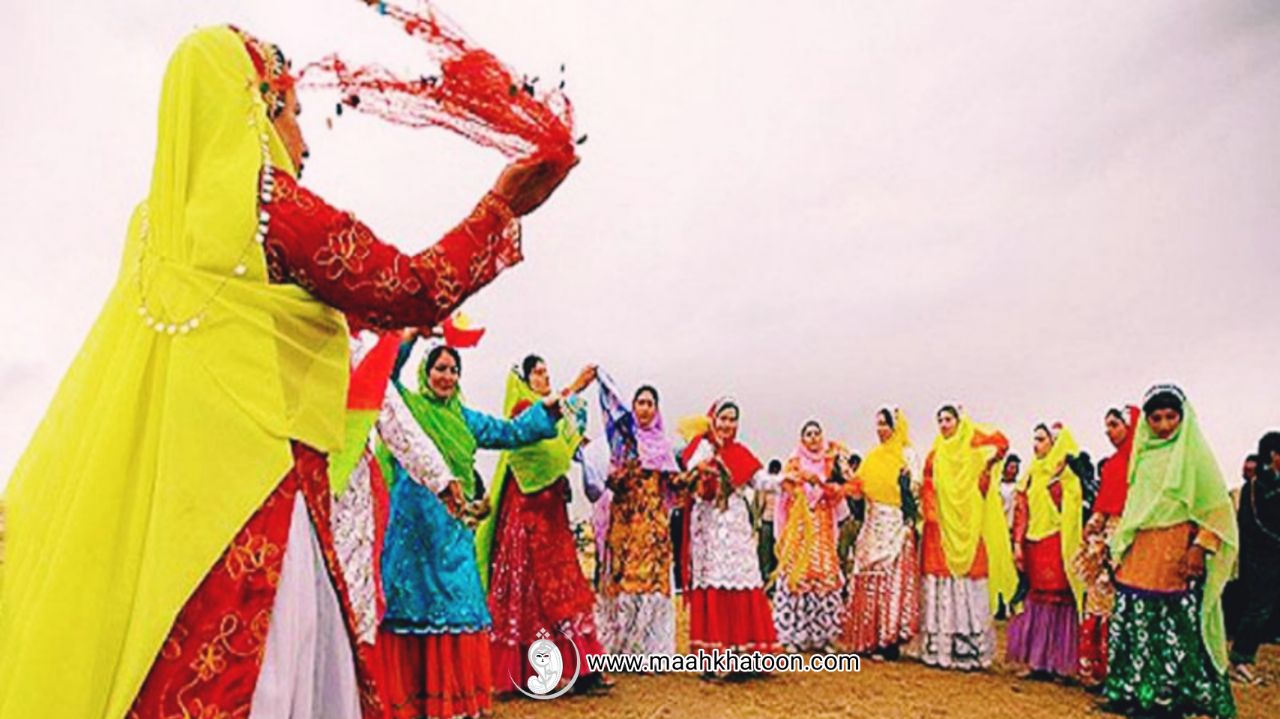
[776,423,850,529]
[597,371,678,473]
[929,412,1017,611]
[496,368,582,493]
[0,27,348,719]
[475,368,586,588]
[1018,424,1085,610]
[391,349,481,495]
[677,397,762,488]
[1093,405,1139,516]
[1110,387,1238,672]
[775,425,847,594]
[858,407,910,507]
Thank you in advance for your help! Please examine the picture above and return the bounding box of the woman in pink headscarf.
[595,376,692,656]
[772,420,852,653]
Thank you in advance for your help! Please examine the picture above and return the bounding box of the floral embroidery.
[314,219,374,281]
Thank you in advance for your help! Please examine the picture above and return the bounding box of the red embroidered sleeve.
[263,169,523,329]
[1012,490,1029,546]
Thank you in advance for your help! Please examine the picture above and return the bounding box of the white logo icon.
[510,627,580,700]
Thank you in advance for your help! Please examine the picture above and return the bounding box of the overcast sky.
[2,1,1278,495]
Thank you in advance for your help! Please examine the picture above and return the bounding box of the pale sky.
[2,1,1278,496]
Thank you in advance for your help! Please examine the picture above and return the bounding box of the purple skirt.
[1006,597,1079,677]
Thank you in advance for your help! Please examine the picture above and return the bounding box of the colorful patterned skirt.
[919,576,996,670]
[840,502,920,653]
[597,593,676,656]
[487,476,604,693]
[772,583,844,652]
[381,470,495,718]
[128,449,377,719]
[1073,515,1120,687]
[1104,583,1236,719]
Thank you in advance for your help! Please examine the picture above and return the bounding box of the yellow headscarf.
[929,412,1017,611]
[857,408,909,506]
[1017,425,1085,611]
[0,27,348,719]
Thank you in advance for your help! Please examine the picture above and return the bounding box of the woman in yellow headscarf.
[0,26,573,719]
[918,405,1016,671]
[840,408,921,660]
[1006,423,1084,680]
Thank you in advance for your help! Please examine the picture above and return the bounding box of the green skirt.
[1105,583,1235,718]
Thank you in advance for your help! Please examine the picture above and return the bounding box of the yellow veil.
[929,413,1018,611]
[0,27,348,719]
[1017,426,1085,611]
[857,409,909,506]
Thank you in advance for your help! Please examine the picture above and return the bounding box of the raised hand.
[492,154,578,216]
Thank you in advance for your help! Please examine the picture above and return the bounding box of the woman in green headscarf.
[1104,384,1237,718]
[379,334,563,719]
[477,354,612,695]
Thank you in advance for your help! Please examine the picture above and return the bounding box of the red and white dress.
[127,169,521,719]
[680,435,781,655]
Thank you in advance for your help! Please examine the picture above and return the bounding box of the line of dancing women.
[1,24,1274,719]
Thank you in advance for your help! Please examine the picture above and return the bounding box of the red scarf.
[680,433,763,489]
[1093,406,1140,516]
[676,404,763,593]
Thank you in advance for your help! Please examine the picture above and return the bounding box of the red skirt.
[687,587,781,653]
[1078,614,1109,686]
[128,446,383,719]
[488,476,604,693]
[381,631,493,719]
[1024,534,1072,603]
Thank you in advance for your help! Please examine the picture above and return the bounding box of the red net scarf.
[300,0,580,163]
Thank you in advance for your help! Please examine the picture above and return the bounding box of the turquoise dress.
[381,355,557,635]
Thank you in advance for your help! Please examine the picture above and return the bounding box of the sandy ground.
[502,622,1280,719]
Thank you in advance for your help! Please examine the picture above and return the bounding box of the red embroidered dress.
[486,398,606,694]
[128,170,521,719]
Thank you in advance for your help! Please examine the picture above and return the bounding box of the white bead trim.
[133,90,277,336]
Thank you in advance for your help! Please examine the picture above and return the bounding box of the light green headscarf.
[475,369,584,587]
[1110,392,1238,672]
[390,350,480,496]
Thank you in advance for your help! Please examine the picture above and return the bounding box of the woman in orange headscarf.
[0,26,572,719]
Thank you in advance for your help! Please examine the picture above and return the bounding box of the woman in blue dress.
[379,331,561,719]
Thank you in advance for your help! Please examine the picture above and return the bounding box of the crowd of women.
[1,23,1276,719]
[341,326,1273,719]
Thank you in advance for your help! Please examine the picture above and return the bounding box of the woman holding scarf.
[0,26,573,719]
[594,374,692,656]
[478,356,612,695]
[679,398,782,671]
[772,420,852,653]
